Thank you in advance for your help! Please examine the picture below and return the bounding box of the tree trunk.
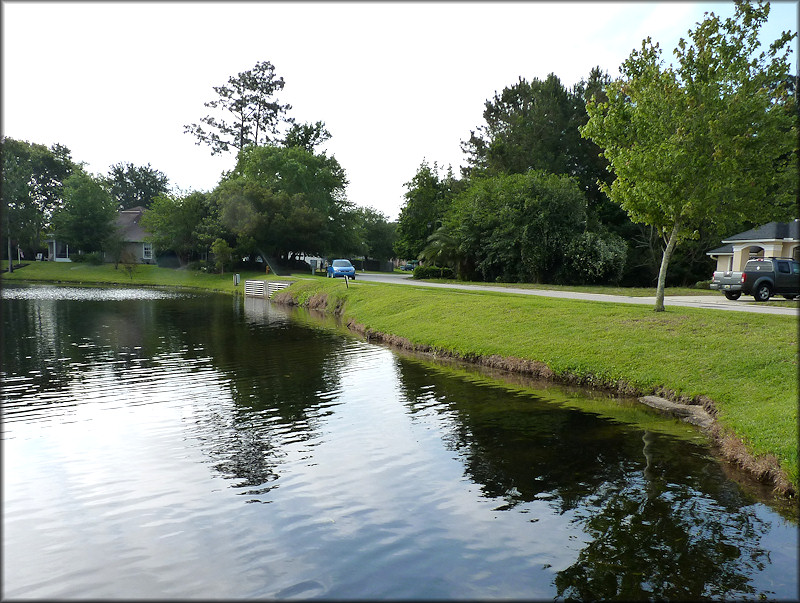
[654,219,682,312]
[6,229,12,273]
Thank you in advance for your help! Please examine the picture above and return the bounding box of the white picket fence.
[244,280,291,298]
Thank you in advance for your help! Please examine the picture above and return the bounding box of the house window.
[143,243,152,260]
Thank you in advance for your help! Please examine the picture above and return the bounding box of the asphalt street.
[353,272,799,316]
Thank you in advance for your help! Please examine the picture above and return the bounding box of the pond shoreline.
[273,290,796,499]
[5,274,794,500]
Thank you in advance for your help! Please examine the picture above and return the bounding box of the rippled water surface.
[2,284,797,599]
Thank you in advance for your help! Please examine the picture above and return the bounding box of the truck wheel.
[724,291,741,301]
[753,283,772,302]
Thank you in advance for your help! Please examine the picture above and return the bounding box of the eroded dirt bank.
[273,290,795,498]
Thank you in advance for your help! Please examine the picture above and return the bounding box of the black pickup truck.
[710,257,800,301]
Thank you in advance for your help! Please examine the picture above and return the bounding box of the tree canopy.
[353,207,396,261]
[215,145,352,260]
[394,160,462,261]
[1,137,75,260]
[184,60,293,155]
[445,170,589,283]
[283,121,332,152]
[462,73,578,178]
[51,171,117,253]
[581,0,797,310]
[104,162,170,209]
[140,191,215,265]
[461,69,614,214]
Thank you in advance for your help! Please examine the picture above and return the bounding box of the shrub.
[210,238,233,275]
[85,251,105,265]
[120,250,137,279]
[187,260,209,272]
[70,251,104,265]
[413,265,454,279]
[559,231,627,285]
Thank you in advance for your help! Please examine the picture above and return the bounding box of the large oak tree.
[214,145,352,260]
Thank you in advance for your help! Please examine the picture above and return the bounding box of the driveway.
[356,272,798,316]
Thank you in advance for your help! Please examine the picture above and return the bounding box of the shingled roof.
[707,244,733,256]
[723,221,799,243]
[116,206,148,243]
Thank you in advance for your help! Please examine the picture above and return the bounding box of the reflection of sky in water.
[2,289,797,599]
[0,283,190,301]
[2,284,189,300]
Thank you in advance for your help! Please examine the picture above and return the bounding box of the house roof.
[706,244,733,256]
[722,221,800,243]
[116,206,148,243]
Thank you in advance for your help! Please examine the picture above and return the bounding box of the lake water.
[2,284,797,600]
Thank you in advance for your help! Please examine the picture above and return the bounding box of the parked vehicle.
[709,257,800,301]
[327,259,356,279]
[399,260,419,271]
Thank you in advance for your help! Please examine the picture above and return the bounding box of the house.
[707,220,800,272]
[108,206,153,264]
[45,206,153,263]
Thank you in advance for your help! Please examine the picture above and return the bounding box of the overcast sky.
[2,1,797,220]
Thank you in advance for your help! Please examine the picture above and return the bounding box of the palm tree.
[419,226,462,278]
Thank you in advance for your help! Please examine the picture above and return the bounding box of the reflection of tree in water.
[2,296,168,398]
[199,411,283,497]
[555,466,771,600]
[394,356,778,600]
[4,291,352,499]
[144,296,354,496]
[397,357,646,508]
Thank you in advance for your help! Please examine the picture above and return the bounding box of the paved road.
[355,272,798,316]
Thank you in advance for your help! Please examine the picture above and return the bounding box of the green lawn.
[418,277,717,297]
[4,261,797,491]
[0,261,287,292]
[414,276,799,306]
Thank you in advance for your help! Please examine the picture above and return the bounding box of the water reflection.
[390,345,797,599]
[2,284,796,600]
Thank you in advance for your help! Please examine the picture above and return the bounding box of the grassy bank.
[419,276,799,307]
[420,278,716,297]
[276,277,798,493]
[0,261,287,292]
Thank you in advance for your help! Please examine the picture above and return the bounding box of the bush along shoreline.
[271,280,798,499]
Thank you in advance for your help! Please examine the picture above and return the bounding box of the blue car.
[327,259,356,279]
